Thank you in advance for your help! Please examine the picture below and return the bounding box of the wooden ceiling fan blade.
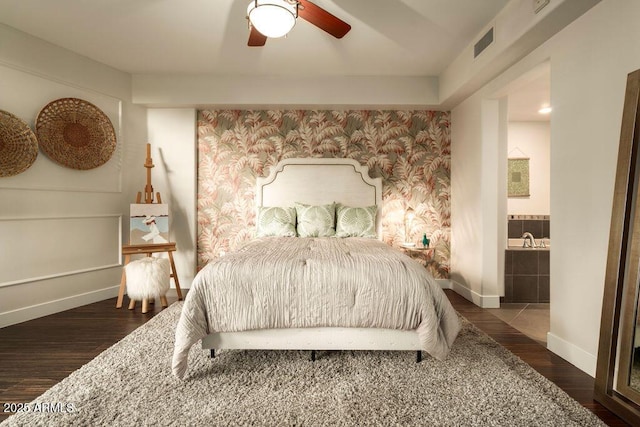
[248,26,267,46]
[298,0,351,39]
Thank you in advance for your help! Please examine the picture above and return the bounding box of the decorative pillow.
[294,202,336,237]
[255,206,297,237]
[335,204,377,238]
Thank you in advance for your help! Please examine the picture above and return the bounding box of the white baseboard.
[546,332,597,377]
[445,279,500,308]
[0,285,119,328]
[436,279,452,289]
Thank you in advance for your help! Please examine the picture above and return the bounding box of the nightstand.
[399,245,433,255]
[396,244,434,266]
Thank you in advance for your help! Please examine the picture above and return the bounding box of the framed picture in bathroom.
[508,158,530,197]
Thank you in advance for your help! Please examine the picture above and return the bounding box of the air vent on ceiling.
[474,27,494,59]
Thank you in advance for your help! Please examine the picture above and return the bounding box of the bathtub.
[505,240,550,303]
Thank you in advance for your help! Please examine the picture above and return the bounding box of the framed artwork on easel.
[130,203,169,245]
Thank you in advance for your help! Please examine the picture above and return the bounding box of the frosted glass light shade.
[247,0,297,38]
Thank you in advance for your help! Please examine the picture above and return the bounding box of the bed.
[172,158,460,379]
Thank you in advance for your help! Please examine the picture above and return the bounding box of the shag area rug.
[1,302,605,426]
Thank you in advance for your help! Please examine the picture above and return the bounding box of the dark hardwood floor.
[0,290,628,425]
[0,296,177,423]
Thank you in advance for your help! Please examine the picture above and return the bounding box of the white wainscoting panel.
[0,215,121,287]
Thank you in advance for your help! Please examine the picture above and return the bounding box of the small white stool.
[125,257,170,313]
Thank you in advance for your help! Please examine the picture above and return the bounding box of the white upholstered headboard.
[256,158,383,239]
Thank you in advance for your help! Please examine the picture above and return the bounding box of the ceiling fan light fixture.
[247,0,297,39]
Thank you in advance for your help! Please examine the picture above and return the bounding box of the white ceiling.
[0,0,552,119]
[0,0,510,76]
[508,71,551,122]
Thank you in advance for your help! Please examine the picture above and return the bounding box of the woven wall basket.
[36,98,116,170]
[0,110,39,177]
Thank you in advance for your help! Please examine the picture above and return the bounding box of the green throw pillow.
[294,202,336,237]
[256,206,297,237]
[335,204,377,238]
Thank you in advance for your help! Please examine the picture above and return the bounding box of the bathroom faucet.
[522,232,536,248]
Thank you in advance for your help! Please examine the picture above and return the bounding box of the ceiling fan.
[246,0,351,47]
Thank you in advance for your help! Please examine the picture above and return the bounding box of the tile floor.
[486,303,550,346]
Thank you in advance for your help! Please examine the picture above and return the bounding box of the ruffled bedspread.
[172,237,460,378]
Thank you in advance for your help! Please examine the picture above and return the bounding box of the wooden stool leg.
[128,299,136,310]
[167,251,183,300]
[117,254,131,308]
[160,295,168,308]
[145,252,155,307]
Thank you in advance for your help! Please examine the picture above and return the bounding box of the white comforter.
[172,237,460,378]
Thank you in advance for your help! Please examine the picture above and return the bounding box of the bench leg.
[416,351,422,363]
[160,295,168,308]
[128,299,136,310]
[210,349,215,359]
[142,299,149,314]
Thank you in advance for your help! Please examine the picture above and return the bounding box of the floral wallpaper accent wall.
[197,110,451,278]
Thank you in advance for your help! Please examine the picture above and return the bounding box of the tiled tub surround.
[507,215,550,240]
[504,248,550,303]
[505,215,550,303]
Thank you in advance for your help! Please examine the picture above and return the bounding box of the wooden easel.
[138,142,161,204]
[116,143,183,309]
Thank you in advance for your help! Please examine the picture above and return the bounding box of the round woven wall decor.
[0,110,38,177]
[35,98,116,170]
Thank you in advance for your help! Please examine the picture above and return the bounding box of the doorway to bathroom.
[491,61,551,345]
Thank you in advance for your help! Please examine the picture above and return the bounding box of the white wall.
[146,109,198,288]
[507,121,550,215]
[451,0,640,376]
[545,0,638,376]
[0,24,148,326]
[450,96,506,308]
[440,0,600,108]
[450,96,485,305]
[132,75,440,109]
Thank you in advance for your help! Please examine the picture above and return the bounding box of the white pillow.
[255,206,297,237]
[335,204,377,238]
[294,202,336,237]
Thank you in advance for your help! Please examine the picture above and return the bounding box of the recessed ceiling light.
[538,106,552,114]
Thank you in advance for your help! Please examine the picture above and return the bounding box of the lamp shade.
[247,0,297,38]
[404,207,415,245]
[405,207,415,222]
